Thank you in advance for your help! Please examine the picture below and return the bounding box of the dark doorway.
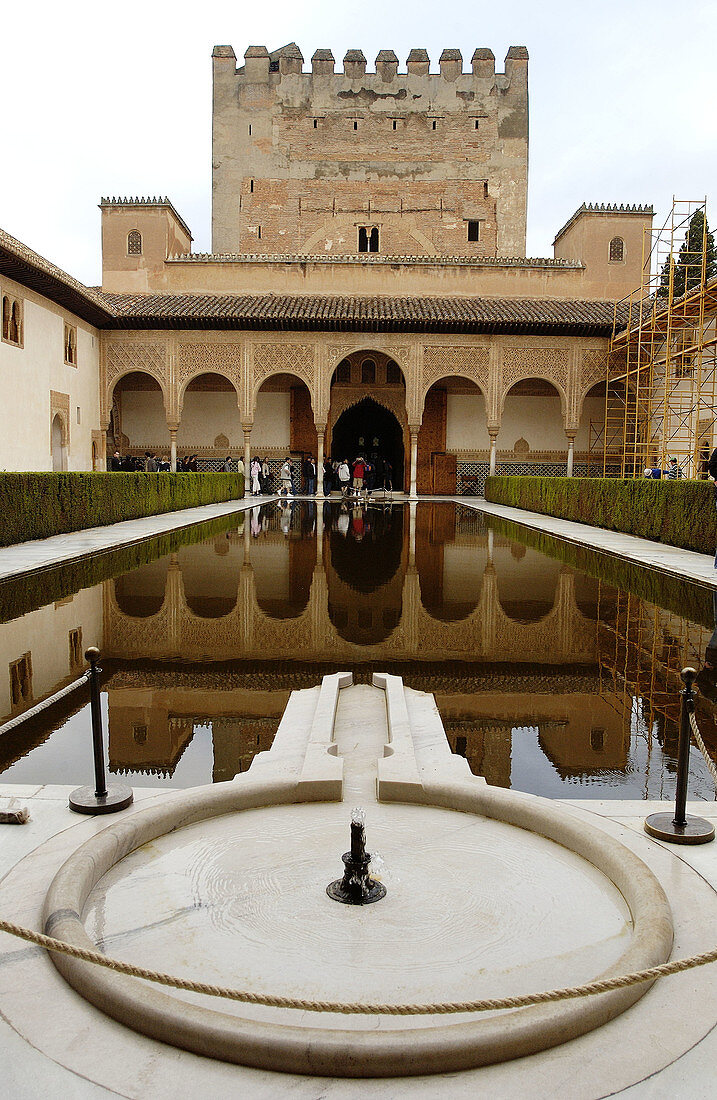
[331,398,404,490]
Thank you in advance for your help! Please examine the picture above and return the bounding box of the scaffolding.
[600,198,717,478]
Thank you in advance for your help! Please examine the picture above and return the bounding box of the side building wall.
[0,273,101,471]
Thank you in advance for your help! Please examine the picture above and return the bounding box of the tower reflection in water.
[1,502,716,797]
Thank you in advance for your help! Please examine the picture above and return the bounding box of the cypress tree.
[659,208,716,298]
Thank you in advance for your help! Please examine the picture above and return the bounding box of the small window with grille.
[127,230,142,256]
[609,237,624,263]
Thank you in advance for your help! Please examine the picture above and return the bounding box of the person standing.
[352,455,365,495]
[383,458,393,493]
[305,456,316,496]
[251,457,262,495]
[111,450,122,471]
[280,456,293,496]
[666,457,684,479]
[338,459,350,497]
[261,456,270,493]
[323,458,333,496]
[159,455,170,471]
[221,455,233,472]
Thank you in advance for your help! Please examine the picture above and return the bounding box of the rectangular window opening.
[313,118,318,129]
[257,226,262,240]
[249,179,254,193]
[392,120,397,130]
[467,220,481,243]
[248,124,252,136]
[474,119,479,130]
[353,120,358,131]
[432,120,437,130]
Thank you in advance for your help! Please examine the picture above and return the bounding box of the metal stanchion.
[645,667,715,845]
[69,648,133,815]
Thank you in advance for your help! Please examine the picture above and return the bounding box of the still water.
[1,501,716,800]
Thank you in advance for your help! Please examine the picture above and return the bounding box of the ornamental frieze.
[105,342,168,394]
[421,346,490,394]
[176,343,244,396]
[252,343,315,388]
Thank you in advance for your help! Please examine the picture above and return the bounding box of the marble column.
[488,430,499,477]
[409,426,419,500]
[316,423,325,500]
[168,427,178,472]
[243,428,252,495]
[566,431,576,477]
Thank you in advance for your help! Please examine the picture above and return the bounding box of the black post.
[673,667,695,827]
[69,647,134,815]
[644,667,714,845]
[87,648,107,799]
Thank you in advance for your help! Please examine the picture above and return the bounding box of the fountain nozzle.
[327,808,387,905]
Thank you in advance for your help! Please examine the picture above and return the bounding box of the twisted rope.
[1,917,716,1015]
[689,709,717,790]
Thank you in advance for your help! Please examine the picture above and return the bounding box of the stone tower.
[211,43,529,258]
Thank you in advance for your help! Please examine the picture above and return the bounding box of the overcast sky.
[2,0,715,286]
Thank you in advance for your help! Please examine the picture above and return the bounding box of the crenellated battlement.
[211,43,529,259]
[212,42,527,83]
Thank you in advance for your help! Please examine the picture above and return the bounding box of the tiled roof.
[0,227,114,327]
[101,291,624,335]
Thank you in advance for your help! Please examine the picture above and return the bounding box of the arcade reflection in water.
[1,502,716,798]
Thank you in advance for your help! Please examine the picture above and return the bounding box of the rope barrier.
[2,916,717,1015]
[689,709,717,791]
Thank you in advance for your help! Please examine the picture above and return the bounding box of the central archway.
[331,398,405,490]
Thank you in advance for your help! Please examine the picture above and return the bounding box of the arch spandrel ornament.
[176,344,244,407]
[577,349,610,418]
[105,342,170,410]
[499,348,570,415]
[421,346,490,398]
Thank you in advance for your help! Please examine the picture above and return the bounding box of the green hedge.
[485,476,717,556]
[0,472,245,548]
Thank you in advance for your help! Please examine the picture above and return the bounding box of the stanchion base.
[644,812,715,845]
[69,785,134,816]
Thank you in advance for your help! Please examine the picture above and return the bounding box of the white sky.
[2,0,715,286]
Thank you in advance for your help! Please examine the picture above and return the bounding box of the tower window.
[609,236,625,262]
[257,226,262,240]
[127,230,142,256]
[248,124,252,135]
[467,220,481,242]
[392,120,397,130]
[249,179,254,193]
[358,226,379,253]
[474,119,480,129]
[432,120,437,130]
[9,652,32,710]
[313,118,318,128]
[353,120,358,131]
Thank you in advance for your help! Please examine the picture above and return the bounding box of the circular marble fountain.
[43,777,673,1077]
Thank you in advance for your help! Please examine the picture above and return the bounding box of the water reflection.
[0,501,716,798]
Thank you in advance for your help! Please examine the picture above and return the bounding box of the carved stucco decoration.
[105,342,169,402]
[328,385,409,430]
[176,343,244,403]
[577,349,610,416]
[421,346,490,396]
[252,343,315,391]
[500,347,570,413]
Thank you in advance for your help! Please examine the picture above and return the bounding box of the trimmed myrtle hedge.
[485,476,717,556]
[0,472,245,548]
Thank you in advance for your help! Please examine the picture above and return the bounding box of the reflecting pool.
[1,501,716,800]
